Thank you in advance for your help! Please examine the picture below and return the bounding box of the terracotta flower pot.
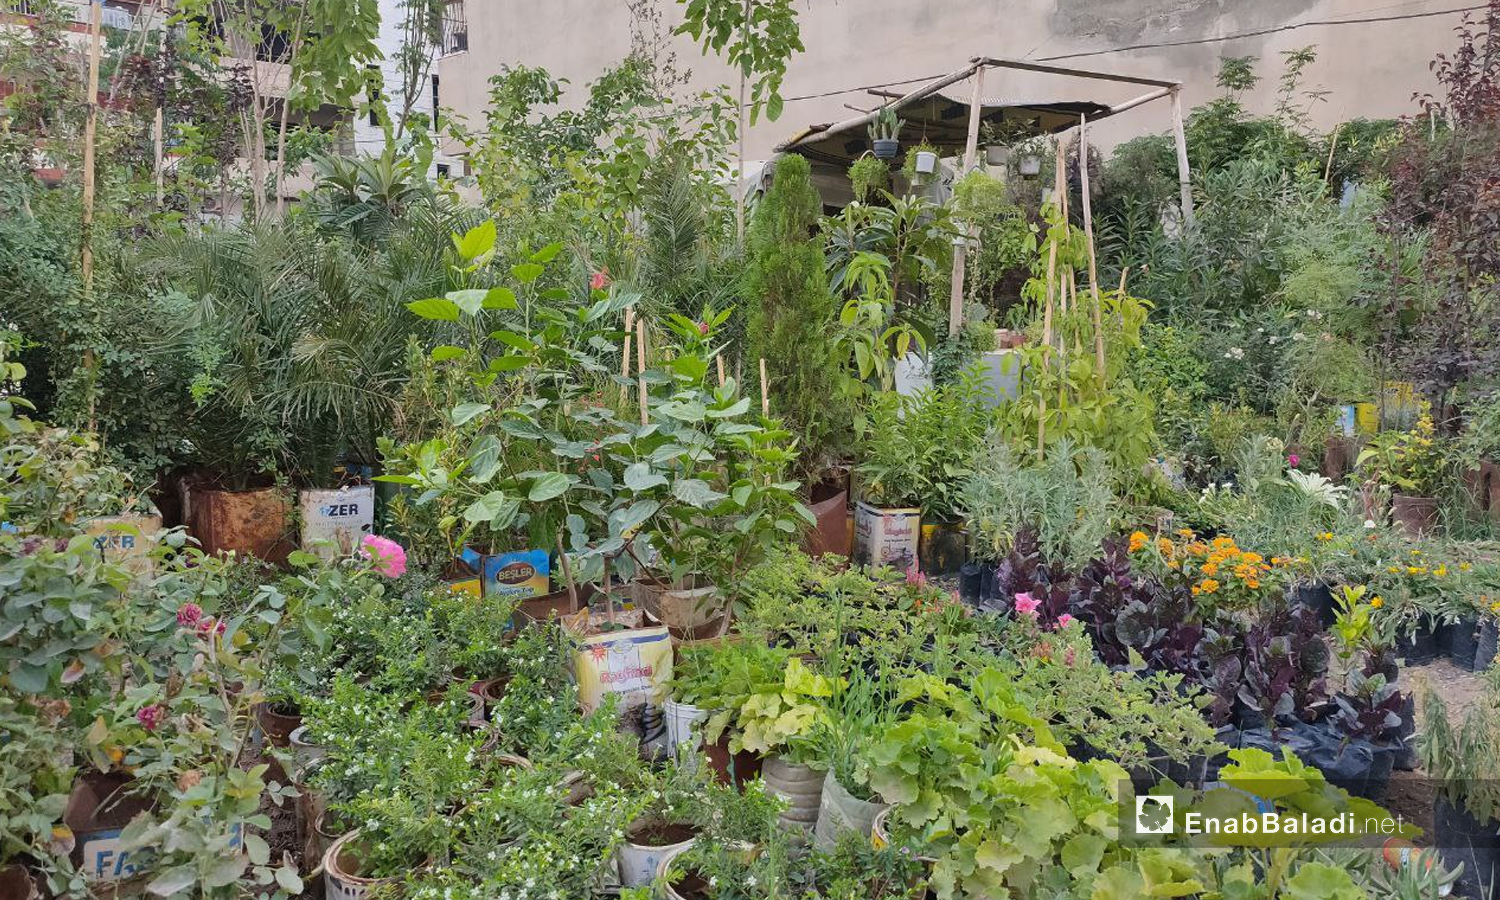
[803,478,851,558]
[256,703,301,749]
[0,865,38,900]
[703,733,761,787]
[1390,494,1438,538]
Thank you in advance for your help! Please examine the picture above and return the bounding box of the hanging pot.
[912,150,938,174]
[871,139,899,160]
[1390,494,1439,538]
[813,773,887,851]
[985,145,1011,167]
[616,819,698,889]
[1018,154,1043,176]
[762,756,826,834]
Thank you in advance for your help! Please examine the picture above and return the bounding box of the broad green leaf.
[482,287,518,310]
[624,463,669,492]
[527,472,571,502]
[407,298,460,321]
[146,866,199,897]
[672,479,727,508]
[463,491,510,524]
[450,402,490,426]
[454,220,497,260]
[447,289,488,315]
[530,242,563,263]
[511,262,545,283]
[430,345,466,361]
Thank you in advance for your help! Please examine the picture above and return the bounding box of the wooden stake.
[635,317,648,426]
[1077,115,1107,390]
[758,358,770,418]
[555,531,579,613]
[1170,88,1196,228]
[715,354,726,387]
[81,0,103,432]
[948,63,988,337]
[620,308,635,405]
[1323,122,1342,184]
[1038,139,1066,457]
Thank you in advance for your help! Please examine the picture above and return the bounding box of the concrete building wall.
[436,0,1459,162]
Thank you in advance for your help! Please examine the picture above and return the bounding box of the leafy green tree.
[743,154,845,480]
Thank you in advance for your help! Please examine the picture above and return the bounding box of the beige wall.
[438,0,1456,162]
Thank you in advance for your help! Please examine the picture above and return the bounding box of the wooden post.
[81,0,103,432]
[947,62,987,337]
[734,0,750,247]
[1038,140,1066,457]
[715,354,726,387]
[1077,114,1107,389]
[1170,88,1195,229]
[620,308,634,405]
[758,358,770,418]
[153,2,167,208]
[81,0,102,291]
[635,317,648,426]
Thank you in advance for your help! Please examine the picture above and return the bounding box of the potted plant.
[1421,687,1500,897]
[902,139,940,179]
[1356,413,1447,536]
[848,154,889,203]
[654,782,787,900]
[671,642,794,786]
[0,699,71,900]
[808,669,895,851]
[867,106,903,160]
[614,759,715,889]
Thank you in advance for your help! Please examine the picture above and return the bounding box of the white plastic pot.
[813,774,887,851]
[913,150,938,174]
[617,820,697,889]
[762,756,826,834]
[1019,155,1043,176]
[664,700,708,758]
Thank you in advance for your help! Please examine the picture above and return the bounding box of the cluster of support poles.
[941,57,1196,338]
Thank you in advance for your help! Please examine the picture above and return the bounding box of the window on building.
[366,64,381,127]
[441,0,467,55]
[431,75,440,129]
[436,163,451,179]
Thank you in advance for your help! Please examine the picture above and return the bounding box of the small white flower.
[1364,519,1377,529]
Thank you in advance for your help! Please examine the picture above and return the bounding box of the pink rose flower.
[360,535,408,579]
[1287,453,1300,468]
[176,602,203,628]
[1056,613,1075,628]
[195,617,226,638]
[590,271,610,291]
[1014,592,1040,619]
[136,704,166,732]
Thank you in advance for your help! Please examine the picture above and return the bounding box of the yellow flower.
[1198,579,1221,594]
[1201,562,1219,577]
[1176,528,1195,538]
[1370,596,1384,609]
[1460,562,1472,571]
[1406,566,1429,576]
[1315,532,1333,542]
[1387,566,1401,574]
[1242,552,1265,565]
[1434,565,1448,578]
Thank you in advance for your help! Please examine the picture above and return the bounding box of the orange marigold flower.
[1128,531,1149,552]
[1198,579,1220,594]
[1370,596,1384,609]
[1201,562,1219,576]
